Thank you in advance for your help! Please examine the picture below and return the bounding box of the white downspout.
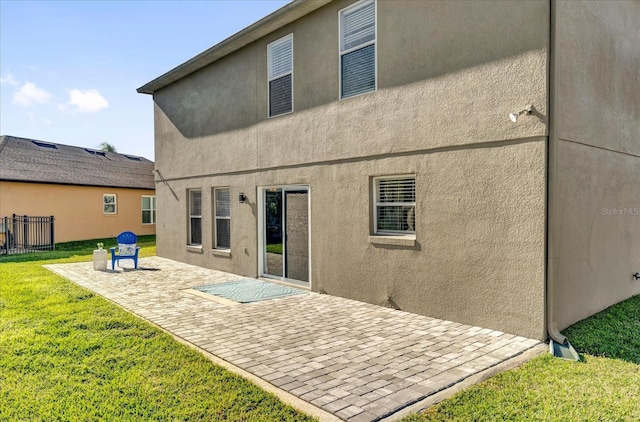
[546,0,567,346]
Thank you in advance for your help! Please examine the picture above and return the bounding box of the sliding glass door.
[260,186,309,285]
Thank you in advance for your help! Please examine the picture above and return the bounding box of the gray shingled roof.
[0,135,155,190]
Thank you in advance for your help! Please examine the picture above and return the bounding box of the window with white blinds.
[214,188,230,249]
[267,34,293,117]
[340,0,376,99]
[188,189,202,245]
[374,176,416,235]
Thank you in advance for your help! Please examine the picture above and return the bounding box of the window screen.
[214,188,230,249]
[189,190,202,245]
[340,0,375,99]
[268,34,293,117]
[375,176,416,234]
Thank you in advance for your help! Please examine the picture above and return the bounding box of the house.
[0,135,156,243]
[137,0,639,341]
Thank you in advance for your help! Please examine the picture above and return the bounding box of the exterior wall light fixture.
[238,193,247,203]
[509,105,533,123]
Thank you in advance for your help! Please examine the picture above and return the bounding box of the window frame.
[339,0,377,100]
[373,175,416,236]
[103,194,117,215]
[267,33,294,118]
[188,189,202,246]
[213,187,231,250]
[141,195,156,225]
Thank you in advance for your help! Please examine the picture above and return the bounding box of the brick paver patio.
[46,256,543,422]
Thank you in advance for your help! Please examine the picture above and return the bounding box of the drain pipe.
[546,1,578,361]
[546,0,567,347]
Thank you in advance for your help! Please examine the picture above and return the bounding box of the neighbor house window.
[142,195,156,224]
[103,194,117,214]
[188,190,202,245]
[374,176,415,235]
[213,188,231,249]
[268,34,293,117]
[339,0,376,99]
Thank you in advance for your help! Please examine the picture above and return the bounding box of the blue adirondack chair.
[110,231,141,269]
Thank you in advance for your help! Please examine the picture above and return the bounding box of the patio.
[46,256,545,422]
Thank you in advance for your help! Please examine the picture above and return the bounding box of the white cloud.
[0,72,20,86]
[13,82,51,106]
[65,89,109,113]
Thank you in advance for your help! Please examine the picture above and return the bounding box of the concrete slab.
[46,257,545,421]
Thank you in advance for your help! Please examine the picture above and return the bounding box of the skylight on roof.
[85,149,106,157]
[32,141,57,149]
[125,155,141,161]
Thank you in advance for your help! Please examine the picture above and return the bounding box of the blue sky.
[0,0,289,160]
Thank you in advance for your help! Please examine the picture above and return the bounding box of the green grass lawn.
[266,243,283,254]
[0,240,315,421]
[0,235,156,264]
[2,240,639,421]
[404,295,640,421]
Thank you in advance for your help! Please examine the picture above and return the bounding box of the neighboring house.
[0,135,156,243]
[138,0,639,341]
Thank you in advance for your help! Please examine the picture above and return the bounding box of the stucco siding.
[152,0,550,339]
[153,0,549,180]
[314,140,547,340]
[554,142,640,330]
[555,0,640,156]
[155,138,547,339]
[552,0,640,330]
[0,182,156,242]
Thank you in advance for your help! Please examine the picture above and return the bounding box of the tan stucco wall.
[152,0,549,339]
[153,0,549,180]
[0,181,156,242]
[155,139,547,339]
[551,0,640,330]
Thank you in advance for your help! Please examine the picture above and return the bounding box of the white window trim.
[338,0,377,100]
[257,184,312,287]
[188,189,202,246]
[373,175,416,236]
[267,33,294,118]
[103,194,117,215]
[213,187,231,250]
[141,195,156,225]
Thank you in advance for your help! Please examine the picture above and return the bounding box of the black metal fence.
[1,215,55,255]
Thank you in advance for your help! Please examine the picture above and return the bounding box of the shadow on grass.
[0,235,156,264]
[562,294,640,365]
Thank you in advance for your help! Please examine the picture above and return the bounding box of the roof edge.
[0,178,156,191]
[137,0,332,95]
[0,135,153,163]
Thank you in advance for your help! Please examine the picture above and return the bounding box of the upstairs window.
[268,34,293,117]
[214,188,231,249]
[188,189,202,246]
[374,176,416,235]
[340,0,376,99]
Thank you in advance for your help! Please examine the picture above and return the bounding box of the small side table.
[93,248,108,270]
